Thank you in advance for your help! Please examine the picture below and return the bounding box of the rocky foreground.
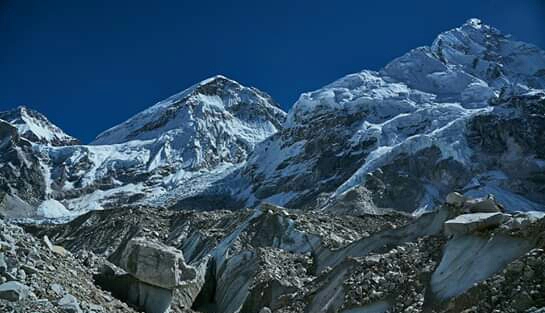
[0,194,544,313]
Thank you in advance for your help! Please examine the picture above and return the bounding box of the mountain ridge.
[1,18,544,219]
[215,18,545,213]
[0,105,80,146]
[1,75,286,218]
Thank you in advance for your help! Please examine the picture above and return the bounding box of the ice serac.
[0,106,79,146]
[232,19,545,213]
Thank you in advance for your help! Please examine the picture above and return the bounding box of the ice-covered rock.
[36,199,71,219]
[431,234,533,300]
[444,212,505,236]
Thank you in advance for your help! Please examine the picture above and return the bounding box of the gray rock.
[127,281,172,313]
[0,241,13,252]
[0,281,30,302]
[0,252,6,274]
[444,213,506,236]
[320,185,384,215]
[21,264,40,275]
[50,283,65,296]
[58,294,82,313]
[446,192,466,207]
[119,237,196,289]
[86,303,105,312]
[16,269,26,281]
[43,235,69,256]
[463,196,503,213]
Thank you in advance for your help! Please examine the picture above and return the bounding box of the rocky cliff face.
[0,120,46,216]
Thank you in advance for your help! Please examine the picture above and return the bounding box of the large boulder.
[127,281,173,313]
[94,261,175,313]
[463,196,503,213]
[43,235,69,256]
[446,192,466,207]
[119,237,196,289]
[444,213,506,236]
[57,294,82,313]
[0,281,30,302]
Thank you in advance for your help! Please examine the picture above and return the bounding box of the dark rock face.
[466,92,545,205]
[0,120,46,214]
[237,111,377,210]
[362,146,472,212]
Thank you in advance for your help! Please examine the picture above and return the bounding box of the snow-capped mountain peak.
[0,106,79,146]
[92,75,286,146]
[431,18,545,88]
[1,76,287,216]
[235,19,545,213]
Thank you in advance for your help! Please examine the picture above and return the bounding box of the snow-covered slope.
[0,76,286,217]
[92,75,286,170]
[227,19,545,213]
[0,106,79,146]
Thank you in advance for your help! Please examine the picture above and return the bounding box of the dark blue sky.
[1,0,544,143]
